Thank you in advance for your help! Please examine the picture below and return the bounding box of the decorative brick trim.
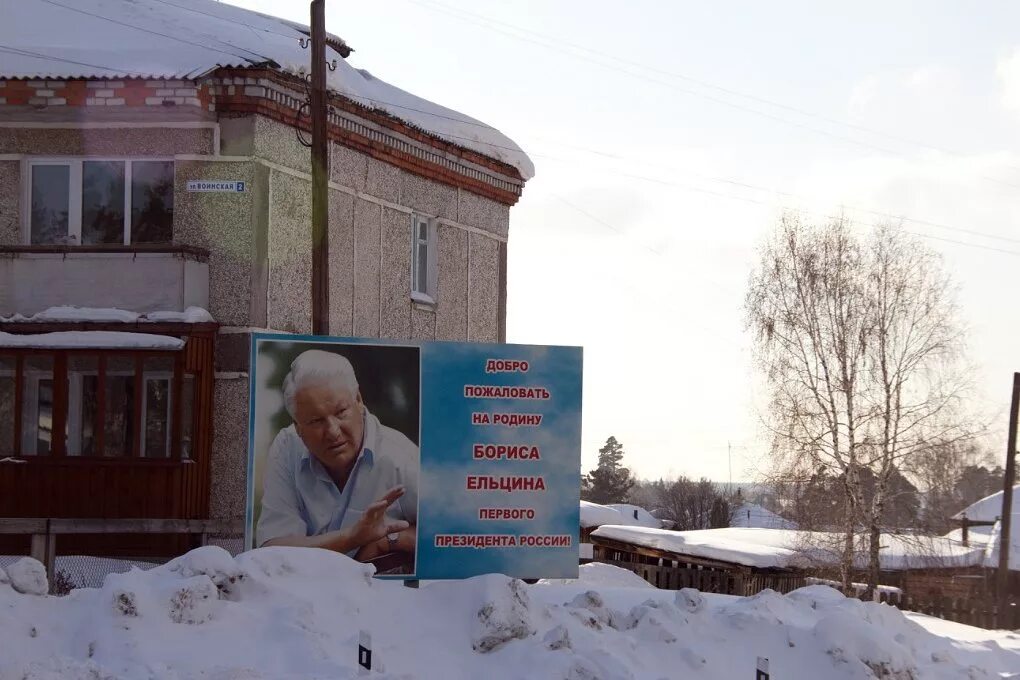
[0,77,214,110]
[0,70,527,204]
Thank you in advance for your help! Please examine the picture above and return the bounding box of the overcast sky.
[236,0,1020,483]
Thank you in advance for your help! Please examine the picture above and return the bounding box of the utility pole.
[728,441,733,493]
[997,372,1020,610]
[310,0,330,335]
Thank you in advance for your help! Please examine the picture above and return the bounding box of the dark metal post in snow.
[997,373,1020,608]
[310,0,330,335]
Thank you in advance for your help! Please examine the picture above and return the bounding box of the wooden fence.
[598,558,807,595]
[595,548,1019,630]
[875,589,1020,630]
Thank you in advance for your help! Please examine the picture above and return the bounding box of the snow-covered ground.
[2,547,1018,679]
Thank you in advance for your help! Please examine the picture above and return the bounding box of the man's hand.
[263,486,410,555]
[354,525,416,562]
[346,486,409,551]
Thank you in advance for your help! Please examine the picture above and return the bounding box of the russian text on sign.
[472,413,543,427]
[464,386,551,400]
[466,475,547,492]
[472,444,542,460]
[478,507,536,520]
[484,359,530,373]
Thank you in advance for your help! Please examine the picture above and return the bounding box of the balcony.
[0,245,209,318]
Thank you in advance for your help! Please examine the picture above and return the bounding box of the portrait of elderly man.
[257,349,419,571]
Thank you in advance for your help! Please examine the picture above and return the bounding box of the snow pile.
[4,557,48,596]
[1,546,1018,679]
[4,0,533,179]
[730,502,799,530]
[0,331,184,349]
[2,306,214,324]
[590,526,988,571]
[536,562,655,589]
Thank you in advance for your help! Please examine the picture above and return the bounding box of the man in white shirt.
[256,349,418,565]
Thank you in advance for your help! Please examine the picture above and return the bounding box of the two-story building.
[0,0,532,558]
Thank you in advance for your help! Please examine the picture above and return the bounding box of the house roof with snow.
[1,0,533,183]
[606,504,662,529]
[730,502,798,530]
[981,520,1020,571]
[590,526,987,572]
[952,485,1018,523]
[580,501,662,530]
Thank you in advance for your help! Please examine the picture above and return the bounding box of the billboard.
[246,334,583,580]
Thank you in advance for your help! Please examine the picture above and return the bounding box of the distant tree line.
[581,436,735,529]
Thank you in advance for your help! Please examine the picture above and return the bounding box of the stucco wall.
[255,115,509,236]
[0,161,19,245]
[209,376,250,523]
[174,159,257,327]
[254,115,507,344]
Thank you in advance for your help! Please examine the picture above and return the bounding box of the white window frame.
[22,157,175,246]
[410,213,438,305]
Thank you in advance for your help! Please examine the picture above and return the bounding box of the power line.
[0,46,153,77]
[405,0,1020,178]
[37,0,270,65]
[148,0,308,44]
[527,141,1020,247]
[6,42,1015,258]
[401,0,1020,191]
[546,159,1020,259]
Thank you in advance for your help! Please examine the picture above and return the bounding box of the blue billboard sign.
[246,334,582,580]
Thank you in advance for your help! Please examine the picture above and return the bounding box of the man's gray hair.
[282,349,360,418]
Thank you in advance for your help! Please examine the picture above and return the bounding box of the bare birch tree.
[746,214,974,593]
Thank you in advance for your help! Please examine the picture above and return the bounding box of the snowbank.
[0,546,1017,679]
[590,526,988,571]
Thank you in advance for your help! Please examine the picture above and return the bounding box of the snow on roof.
[580,501,663,529]
[2,0,534,179]
[982,520,1020,571]
[952,485,1018,523]
[590,526,986,571]
[606,504,662,529]
[0,331,184,349]
[730,502,799,530]
[580,501,628,529]
[2,306,214,324]
[943,525,994,547]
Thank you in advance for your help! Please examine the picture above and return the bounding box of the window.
[410,213,437,303]
[1,351,193,459]
[27,159,174,245]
